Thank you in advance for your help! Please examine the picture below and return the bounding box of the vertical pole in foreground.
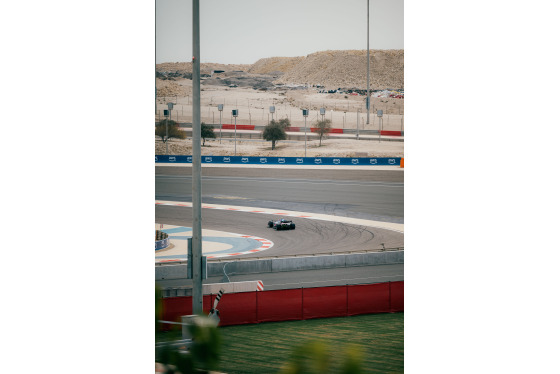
[303,109,308,157]
[366,0,370,125]
[191,0,203,315]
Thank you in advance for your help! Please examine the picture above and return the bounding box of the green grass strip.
[218,312,403,374]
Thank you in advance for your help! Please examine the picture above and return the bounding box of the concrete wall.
[161,280,263,298]
[155,250,403,280]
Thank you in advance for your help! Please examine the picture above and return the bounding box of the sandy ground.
[155,136,403,158]
[155,79,405,130]
[156,79,404,157]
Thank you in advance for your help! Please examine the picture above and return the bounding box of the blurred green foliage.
[155,286,221,374]
[279,341,364,374]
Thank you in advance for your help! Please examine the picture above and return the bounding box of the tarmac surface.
[156,164,404,261]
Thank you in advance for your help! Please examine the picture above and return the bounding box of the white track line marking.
[155,200,404,233]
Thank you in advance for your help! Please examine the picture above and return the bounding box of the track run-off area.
[155,165,404,260]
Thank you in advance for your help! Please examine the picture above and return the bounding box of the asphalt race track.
[155,167,404,260]
[156,166,404,224]
[155,205,403,259]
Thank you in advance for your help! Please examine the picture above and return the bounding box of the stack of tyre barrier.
[155,230,169,241]
[155,230,170,251]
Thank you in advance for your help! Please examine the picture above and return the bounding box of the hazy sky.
[156,0,403,64]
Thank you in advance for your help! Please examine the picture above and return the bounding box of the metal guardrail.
[155,247,404,266]
[212,247,404,262]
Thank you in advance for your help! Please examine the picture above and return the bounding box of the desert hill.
[274,49,403,90]
[156,49,403,96]
[247,56,306,75]
[249,50,403,90]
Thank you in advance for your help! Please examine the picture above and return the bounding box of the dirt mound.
[274,50,403,90]
[156,79,190,97]
[248,56,305,75]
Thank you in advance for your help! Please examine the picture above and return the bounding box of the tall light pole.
[303,109,309,157]
[218,104,223,144]
[191,0,203,315]
[164,109,169,154]
[232,109,238,156]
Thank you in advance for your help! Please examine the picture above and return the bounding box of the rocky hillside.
[156,49,403,94]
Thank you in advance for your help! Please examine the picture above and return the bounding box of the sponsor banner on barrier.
[156,155,401,166]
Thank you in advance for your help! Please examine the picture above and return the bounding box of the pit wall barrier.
[155,251,404,281]
[155,155,402,166]
[160,281,403,327]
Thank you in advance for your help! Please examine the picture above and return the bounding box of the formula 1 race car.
[267,218,296,230]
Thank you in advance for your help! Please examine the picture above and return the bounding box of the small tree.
[155,119,186,143]
[277,117,291,129]
[263,119,288,150]
[314,119,332,146]
[201,122,216,146]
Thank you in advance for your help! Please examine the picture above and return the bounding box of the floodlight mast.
[232,109,238,156]
[218,104,223,144]
[192,0,203,315]
[303,109,309,157]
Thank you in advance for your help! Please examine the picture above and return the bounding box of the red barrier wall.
[221,124,255,130]
[390,281,404,312]
[218,292,257,326]
[303,286,347,319]
[380,130,402,136]
[257,289,303,323]
[161,282,403,327]
[347,283,391,315]
[160,295,213,329]
[285,127,343,134]
[310,128,344,134]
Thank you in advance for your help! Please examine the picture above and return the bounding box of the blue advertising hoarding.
[155,155,401,166]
